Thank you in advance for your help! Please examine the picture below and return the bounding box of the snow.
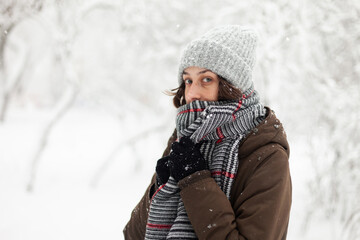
[0,106,342,240]
[1,0,359,239]
[0,108,165,240]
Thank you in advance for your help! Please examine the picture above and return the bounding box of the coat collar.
[238,107,290,158]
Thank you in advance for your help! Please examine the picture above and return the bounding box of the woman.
[123,25,291,240]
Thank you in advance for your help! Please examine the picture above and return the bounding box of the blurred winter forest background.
[0,0,359,239]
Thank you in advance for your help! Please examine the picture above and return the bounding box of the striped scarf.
[145,87,266,239]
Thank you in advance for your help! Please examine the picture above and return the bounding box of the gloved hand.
[155,155,170,186]
[168,137,206,182]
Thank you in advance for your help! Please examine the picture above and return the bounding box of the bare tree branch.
[0,1,44,122]
[0,33,29,121]
[27,83,79,192]
[26,0,121,192]
[90,121,171,188]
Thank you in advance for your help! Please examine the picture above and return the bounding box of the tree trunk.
[26,83,79,192]
[0,24,27,123]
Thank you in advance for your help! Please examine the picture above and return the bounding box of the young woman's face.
[183,66,220,103]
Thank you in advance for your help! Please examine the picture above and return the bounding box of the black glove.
[167,137,206,182]
[155,155,170,186]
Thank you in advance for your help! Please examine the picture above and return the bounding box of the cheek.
[207,84,219,101]
[184,87,192,103]
[184,86,189,97]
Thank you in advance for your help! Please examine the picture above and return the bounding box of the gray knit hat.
[178,25,258,92]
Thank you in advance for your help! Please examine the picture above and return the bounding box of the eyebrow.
[182,69,212,75]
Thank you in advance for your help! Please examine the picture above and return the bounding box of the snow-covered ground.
[0,107,153,239]
[0,107,342,240]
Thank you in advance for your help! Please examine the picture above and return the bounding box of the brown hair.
[168,75,243,108]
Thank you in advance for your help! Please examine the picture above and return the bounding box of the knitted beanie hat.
[178,25,258,92]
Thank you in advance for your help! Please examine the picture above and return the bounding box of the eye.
[202,77,212,83]
[184,79,192,84]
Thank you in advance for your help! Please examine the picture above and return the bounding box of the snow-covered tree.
[0,0,43,122]
[1,0,359,238]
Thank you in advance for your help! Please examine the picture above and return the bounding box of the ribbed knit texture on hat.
[178,25,258,92]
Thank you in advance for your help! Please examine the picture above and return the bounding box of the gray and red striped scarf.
[145,87,266,239]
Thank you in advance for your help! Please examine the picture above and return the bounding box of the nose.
[186,83,202,103]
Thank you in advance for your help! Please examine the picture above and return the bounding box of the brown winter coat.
[123,108,292,240]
